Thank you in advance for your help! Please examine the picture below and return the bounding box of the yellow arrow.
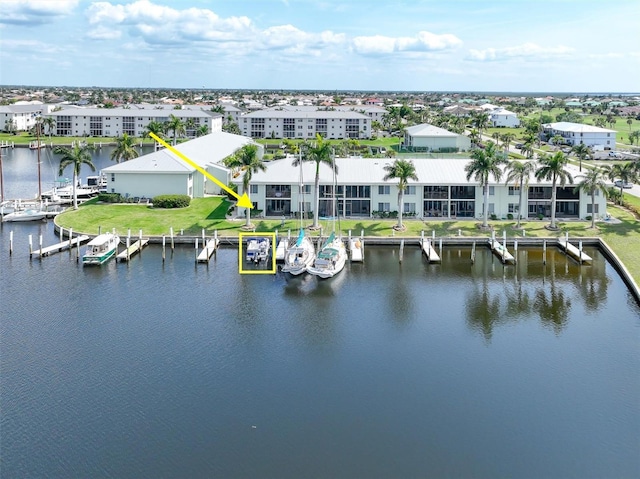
[149,132,253,209]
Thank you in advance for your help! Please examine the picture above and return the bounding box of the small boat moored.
[82,233,120,265]
[245,237,271,263]
[1,209,48,222]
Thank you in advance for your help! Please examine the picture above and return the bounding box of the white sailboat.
[282,228,315,275]
[282,158,315,275]
[307,153,346,279]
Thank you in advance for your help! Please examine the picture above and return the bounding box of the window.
[250,185,258,194]
[488,203,495,214]
[403,202,416,213]
[489,186,495,196]
[508,203,519,213]
[110,174,115,182]
[587,204,599,213]
[508,186,520,196]
[378,202,390,212]
[378,185,390,195]
[404,186,416,195]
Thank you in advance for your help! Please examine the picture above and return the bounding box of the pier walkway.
[117,239,150,262]
[421,238,441,262]
[38,235,90,257]
[557,238,592,264]
[488,238,515,263]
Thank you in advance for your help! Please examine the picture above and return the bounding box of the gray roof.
[243,109,370,119]
[0,105,46,113]
[103,131,255,174]
[543,122,616,134]
[405,123,459,138]
[242,157,582,187]
[50,107,216,118]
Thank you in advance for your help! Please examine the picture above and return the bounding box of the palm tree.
[382,159,418,231]
[551,134,565,150]
[504,160,536,228]
[225,144,265,227]
[472,111,490,138]
[535,152,573,229]
[603,162,638,203]
[465,141,507,228]
[574,168,609,229]
[500,132,516,153]
[292,134,336,229]
[195,124,209,137]
[165,114,186,145]
[110,133,139,163]
[571,143,591,172]
[54,144,96,210]
[145,120,165,151]
[42,117,56,139]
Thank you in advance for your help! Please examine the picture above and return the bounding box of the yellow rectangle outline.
[238,232,277,274]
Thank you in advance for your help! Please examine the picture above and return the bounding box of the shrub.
[490,213,497,220]
[97,193,123,203]
[537,213,544,220]
[152,194,191,208]
[585,215,592,221]
[507,213,514,220]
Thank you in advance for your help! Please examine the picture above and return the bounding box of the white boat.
[307,232,347,279]
[2,208,48,222]
[281,229,316,275]
[246,237,271,263]
[82,233,120,265]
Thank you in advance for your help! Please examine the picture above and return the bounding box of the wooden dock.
[557,238,592,264]
[488,238,515,264]
[117,239,149,262]
[275,238,287,262]
[349,237,364,262]
[421,238,441,262]
[196,238,219,263]
[38,235,90,257]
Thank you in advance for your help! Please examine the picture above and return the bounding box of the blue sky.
[1,0,639,92]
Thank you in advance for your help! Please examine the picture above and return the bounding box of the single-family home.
[403,124,471,152]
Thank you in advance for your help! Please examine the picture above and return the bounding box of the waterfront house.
[101,132,259,199]
[235,157,605,222]
[488,108,520,128]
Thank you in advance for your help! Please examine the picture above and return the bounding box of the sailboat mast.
[36,119,42,199]
[0,145,4,203]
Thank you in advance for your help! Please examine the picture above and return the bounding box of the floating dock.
[349,237,364,262]
[196,238,219,263]
[488,238,515,263]
[38,235,90,257]
[421,238,441,263]
[557,238,592,264]
[117,239,150,262]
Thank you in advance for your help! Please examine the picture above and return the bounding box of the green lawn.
[57,196,640,284]
[0,132,156,146]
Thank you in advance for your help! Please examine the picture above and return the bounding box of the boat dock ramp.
[34,233,90,258]
[557,236,592,264]
[420,233,441,263]
[196,237,220,263]
[348,230,364,262]
[117,238,150,262]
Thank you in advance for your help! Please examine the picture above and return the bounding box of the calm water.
[1,148,639,478]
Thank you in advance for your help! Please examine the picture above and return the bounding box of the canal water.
[1,147,639,478]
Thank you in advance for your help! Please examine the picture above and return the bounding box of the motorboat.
[246,237,271,263]
[281,229,315,275]
[82,233,120,265]
[1,208,48,222]
[307,232,347,279]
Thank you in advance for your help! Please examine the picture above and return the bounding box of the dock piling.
[170,227,174,251]
[162,235,166,262]
[195,238,198,263]
[399,239,404,263]
[39,234,43,259]
[29,234,33,259]
[471,241,476,264]
[9,230,13,256]
[69,228,73,255]
[543,239,547,265]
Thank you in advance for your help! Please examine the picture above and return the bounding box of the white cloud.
[466,42,574,62]
[352,31,462,56]
[0,0,79,25]
[85,26,122,40]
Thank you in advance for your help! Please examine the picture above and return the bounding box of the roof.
[543,122,616,134]
[243,109,370,119]
[404,123,459,138]
[102,131,255,174]
[50,107,215,119]
[242,157,584,188]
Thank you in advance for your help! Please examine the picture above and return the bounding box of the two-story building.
[542,122,617,149]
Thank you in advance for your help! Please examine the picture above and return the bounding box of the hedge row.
[152,195,191,208]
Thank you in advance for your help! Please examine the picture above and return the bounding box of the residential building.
[240,107,371,140]
[0,104,46,132]
[48,107,222,138]
[542,122,617,148]
[402,124,471,152]
[101,132,258,199]
[488,107,520,128]
[236,157,604,221]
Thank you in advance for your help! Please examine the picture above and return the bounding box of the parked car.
[609,151,623,158]
[515,143,523,149]
[614,180,634,189]
[561,147,571,153]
